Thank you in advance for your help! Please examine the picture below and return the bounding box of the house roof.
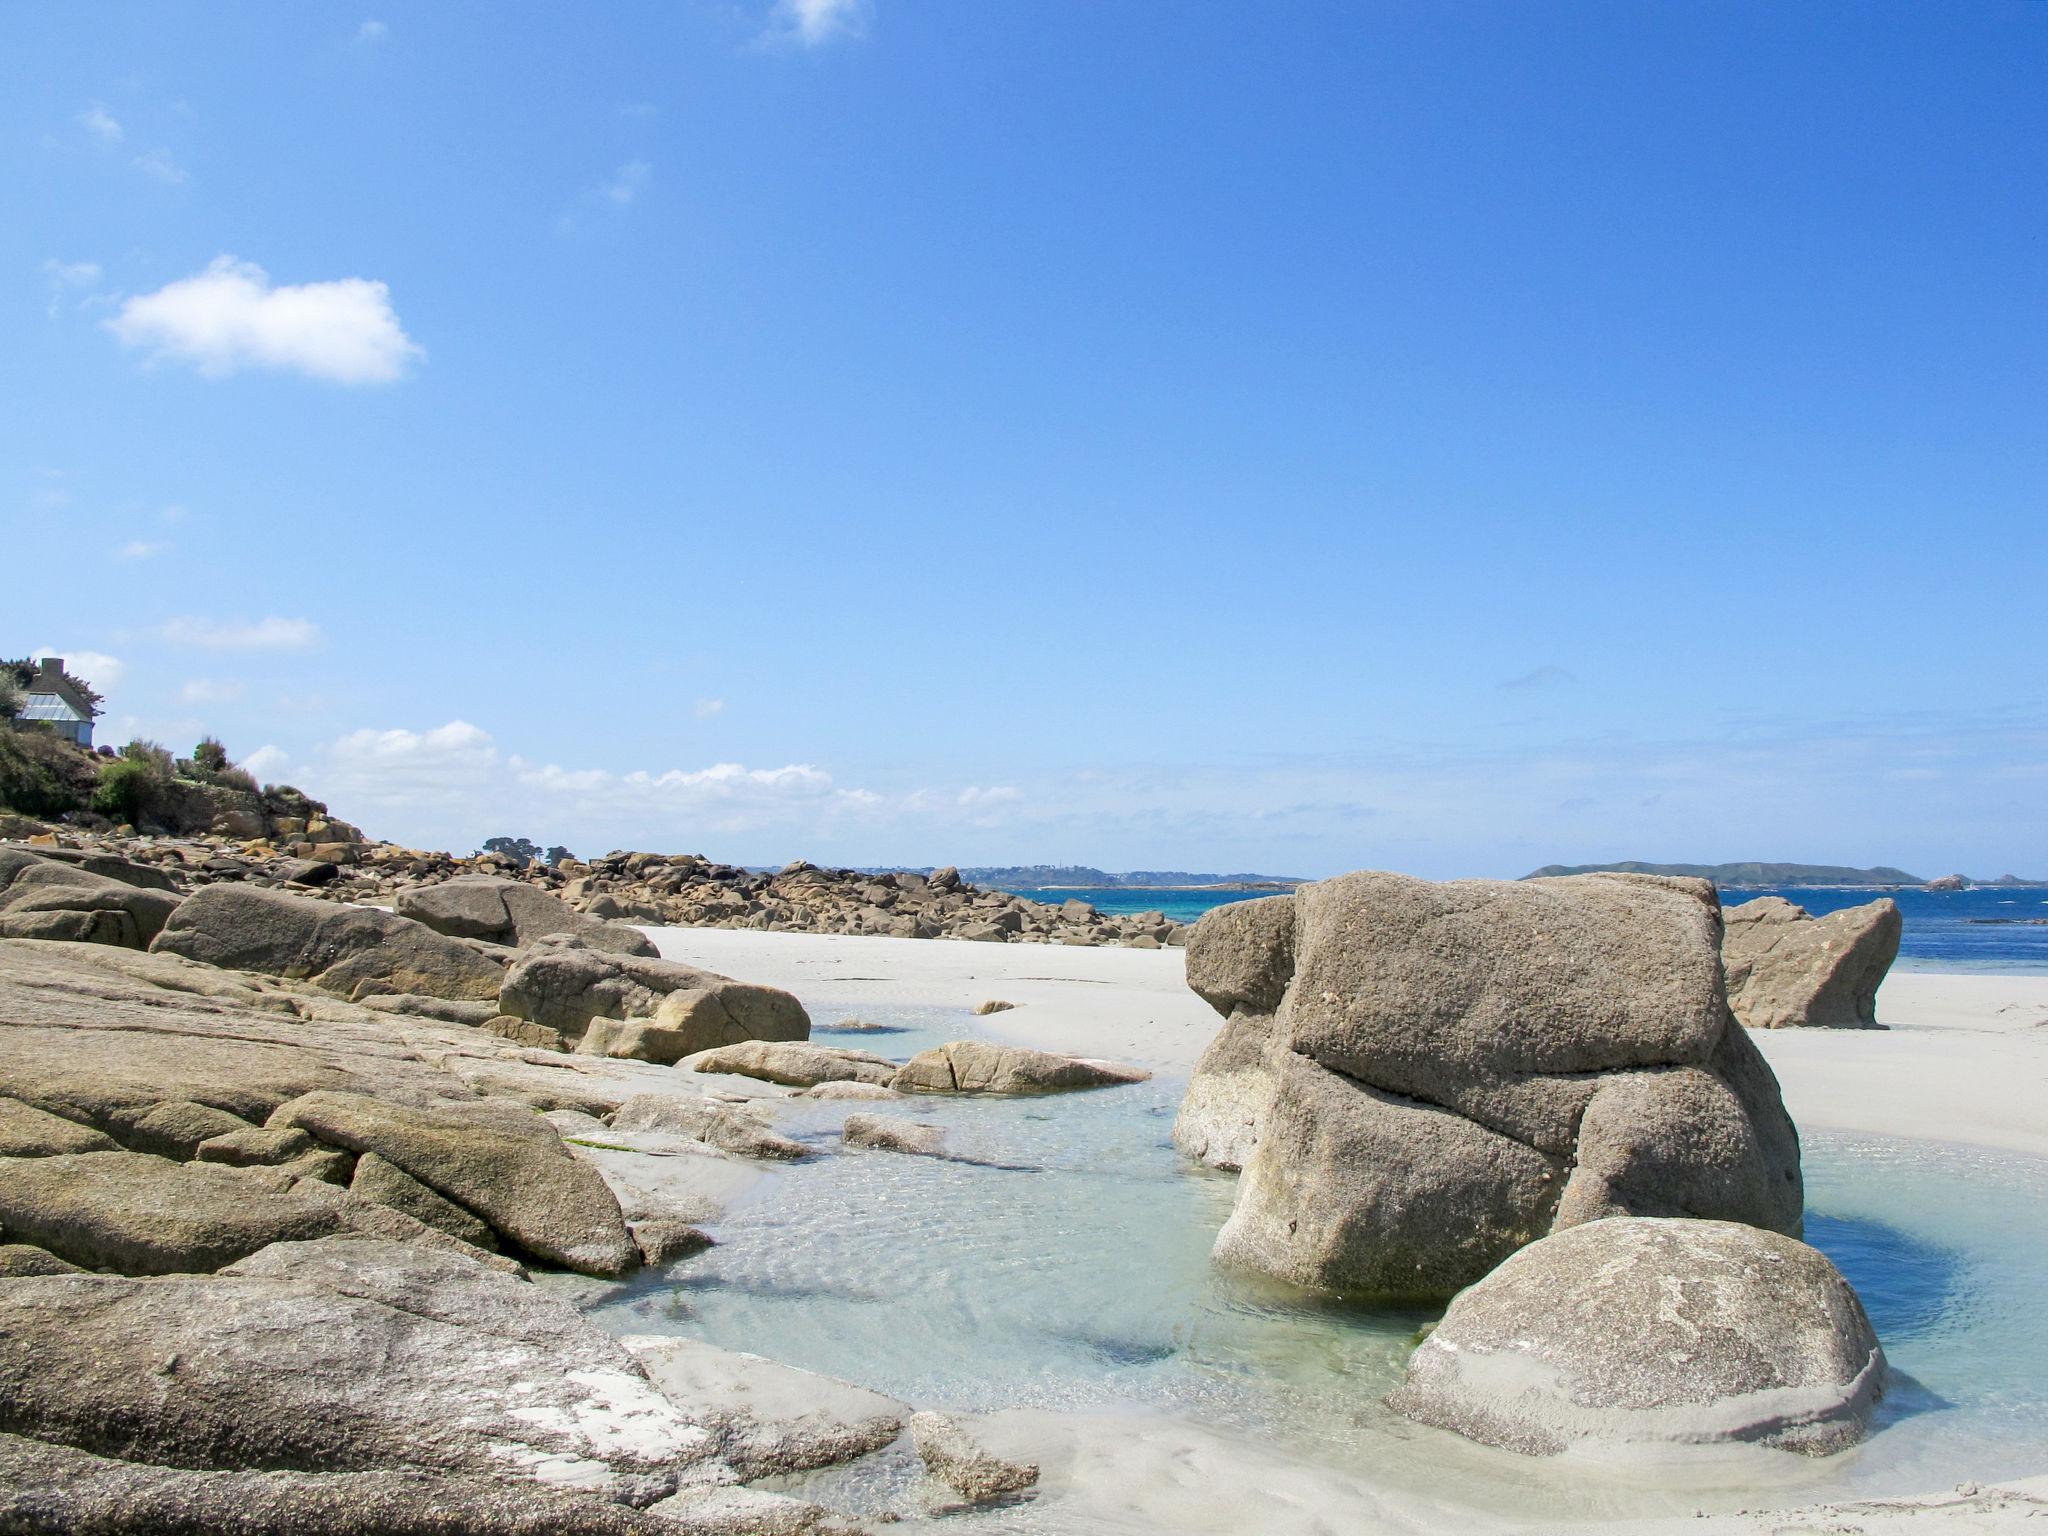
[22,659,99,719]
[20,693,89,724]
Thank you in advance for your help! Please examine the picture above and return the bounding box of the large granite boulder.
[151,884,504,1002]
[396,875,657,957]
[498,944,810,1060]
[1721,896,1901,1028]
[609,1094,811,1161]
[0,848,182,949]
[891,1040,1151,1095]
[686,1040,898,1089]
[1187,872,1803,1300]
[1388,1218,1886,1456]
[268,1089,639,1276]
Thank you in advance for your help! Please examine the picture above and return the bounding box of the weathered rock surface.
[909,1411,1039,1503]
[609,1093,810,1161]
[1388,1218,1886,1456]
[0,1095,118,1157]
[269,1090,638,1276]
[1187,872,1802,1300]
[0,848,182,949]
[1721,896,1902,1029]
[151,884,504,1002]
[396,875,657,957]
[841,1113,948,1157]
[626,1336,907,1480]
[498,944,809,1059]
[0,1239,716,1504]
[687,1039,897,1088]
[892,1040,1151,1095]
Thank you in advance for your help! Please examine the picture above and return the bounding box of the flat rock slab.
[610,1093,809,1161]
[892,1040,1150,1095]
[910,1410,1039,1503]
[0,1150,346,1273]
[686,1040,898,1089]
[1388,1217,1886,1457]
[625,1335,907,1480]
[0,1239,718,1504]
[270,1090,638,1277]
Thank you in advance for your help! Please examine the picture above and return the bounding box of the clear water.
[584,1004,2048,1525]
[1014,883,2048,972]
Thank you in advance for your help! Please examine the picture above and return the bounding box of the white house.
[17,658,100,747]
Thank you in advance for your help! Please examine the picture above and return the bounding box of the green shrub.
[0,670,22,723]
[193,735,230,774]
[92,757,160,822]
[0,726,93,817]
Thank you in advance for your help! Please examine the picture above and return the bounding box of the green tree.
[193,735,230,774]
[0,668,21,722]
[481,835,541,867]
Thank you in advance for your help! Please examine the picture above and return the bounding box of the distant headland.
[1522,861,2045,888]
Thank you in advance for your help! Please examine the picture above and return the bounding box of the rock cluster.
[1721,895,1902,1029]
[1178,872,1804,1301]
[6,822,1191,947]
[1389,1217,1887,1455]
[687,1036,1152,1097]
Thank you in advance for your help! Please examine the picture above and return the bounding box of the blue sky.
[4,1,2043,877]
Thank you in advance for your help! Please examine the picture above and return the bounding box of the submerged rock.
[909,1411,1039,1503]
[1186,872,1802,1300]
[841,1113,948,1157]
[1388,1218,1886,1456]
[1721,896,1901,1029]
[891,1040,1150,1095]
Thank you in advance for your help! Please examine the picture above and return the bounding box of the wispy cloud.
[693,698,726,719]
[108,256,423,384]
[42,258,103,318]
[599,159,651,207]
[769,0,864,45]
[159,615,321,651]
[131,146,189,185]
[78,103,123,143]
[355,19,389,44]
[114,539,170,561]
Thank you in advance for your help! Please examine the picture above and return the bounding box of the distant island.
[1524,861,1927,888]
[872,864,1306,891]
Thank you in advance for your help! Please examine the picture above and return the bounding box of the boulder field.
[1176,872,1805,1301]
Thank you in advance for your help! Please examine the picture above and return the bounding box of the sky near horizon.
[3,1,2043,879]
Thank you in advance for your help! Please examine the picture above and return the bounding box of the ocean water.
[583,1004,2048,1529]
[1014,883,2048,972]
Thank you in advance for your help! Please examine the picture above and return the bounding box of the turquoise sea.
[1007,883,2048,972]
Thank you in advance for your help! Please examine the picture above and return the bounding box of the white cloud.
[159,615,321,651]
[108,256,423,384]
[78,103,123,143]
[179,678,244,705]
[30,648,124,692]
[241,744,291,781]
[114,539,170,561]
[600,159,651,207]
[772,0,863,45]
[355,19,389,44]
[132,147,189,185]
[43,259,104,319]
[693,698,726,719]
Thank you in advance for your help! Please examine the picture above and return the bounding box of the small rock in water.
[841,1114,947,1157]
[909,1410,1038,1503]
[973,999,1015,1015]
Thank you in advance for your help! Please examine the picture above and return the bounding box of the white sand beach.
[644,926,2048,1533]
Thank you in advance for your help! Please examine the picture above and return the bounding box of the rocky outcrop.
[151,884,505,1002]
[498,943,810,1059]
[909,1411,1039,1503]
[395,874,656,957]
[0,848,181,949]
[1721,896,1901,1029]
[609,1094,811,1161]
[1388,1218,1886,1456]
[1185,872,1803,1300]
[891,1040,1151,1095]
[686,1040,898,1089]
[841,1113,948,1157]
[268,1090,639,1277]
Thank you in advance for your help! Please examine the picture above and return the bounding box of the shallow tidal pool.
[582,1004,2048,1528]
